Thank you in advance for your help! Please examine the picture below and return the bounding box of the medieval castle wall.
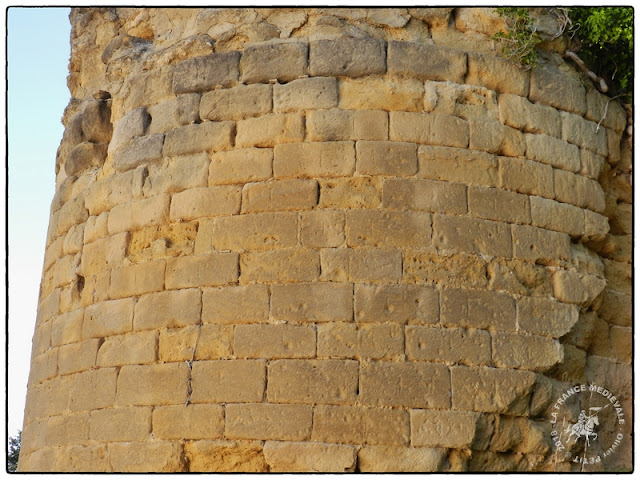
[19,7,632,472]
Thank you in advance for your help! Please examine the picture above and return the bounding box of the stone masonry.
[19,7,631,472]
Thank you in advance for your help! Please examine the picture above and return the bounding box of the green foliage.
[568,7,633,94]
[7,431,21,473]
[492,7,540,69]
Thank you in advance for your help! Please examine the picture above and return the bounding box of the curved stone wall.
[19,7,631,472]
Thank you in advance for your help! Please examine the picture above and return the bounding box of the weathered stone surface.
[517,296,579,337]
[319,177,381,209]
[213,212,298,251]
[147,94,200,134]
[390,112,469,148]
[263,441,356,472]
[109,260,166,298]
[530,195,585,237]
[242,179,318,213]
[406,326,491,365]
[317,323,403,359]
[163,121,234,157]
[236,113,304,148]
[357,141,418,176]
[498,93,562,138]
[552,270,606,306]
[512,224,571,263]
[340,77,423,112]
[355,284,439,325]
[525,133,581,172]
[492,332,563,372]
[108,442,185,472]
[184,440,267,472]
[433,214,511,257]
[241,41,307,83]
[165,253,239,289]
[66,142,108,175]
[191,360,266,403]
[234,324,316,358]
[411,409,483,449]
[153,404,224,440]
[469,120,525,157]
[467,51,529,95]
[90,406,152,442]
[308,110,389,142]
[274,141,355,178]
[209,148,273,185]
[418,146,499,187]
[388,41,467,83]
[173,51,240,93]
[202,285,269,324]
[116,363,189,406]
[310,38,385,77]
[530,67,587,115]
[346,210,431,249]
[97,330,157,366]
[300,210,345,248]
[358,446,447,472]
[274,77,338,112]
[226,403,312,441]
[170,185,241,220]
[200,84,272,121]
[83,298,136,338]
[468,186,530,224]
[320,247,402,284]
[134,288,201,330]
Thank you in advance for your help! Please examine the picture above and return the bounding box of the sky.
[6,7,71,437]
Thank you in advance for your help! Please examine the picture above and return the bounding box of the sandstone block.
[45,413,90,447]
[586,88,627,133]
[610,326,632,364]
[418,146,499,188]
[555,167,606,213]
[468,186,530,224]
[390,112,469,148]
[236,113,304,148]
[53,445,110,472]
[109,107,151,154]
[226,403,313,441]
[300,210,345,248]
[317,323,403,359]
[499,156,554,199]
[83,298,136,338]
[274,77,338,112]
[492,332,563,372]
[202,285,269,324]
[273,141,355,178]
[320,247,402,284]
[466,51,529,95]
[388,41,466,83]
[307,109,389,141]
[271,283,353,322]
[84,169,139,216]
[234,324,316,358]
[200,84,272,121]
[69,368,117,412]
[469,120,525,157]
[184,440,267,472]
[191,360,266,403]
[451,366,537,415]
[56,195,89,237]
[512,224,571,263]
[319,177,381,209]
[108,441,185,472]
[498,93,561,138]
[53,253,81,288]
[107,194,170,234]
[28,349,58,384]
[97,330,157,366]
[241,41,307,83]
[66,142,108,176]
[165,253,238,289]
[433,214,511,257]
[310,38,385,77]
[109,260,166,298]
[383,177,467,214]
[30,322,51,359]
[267,359,358,404]
[406,326,491,365]
[116,363,189,406]
[525,133,580,172]
[360,362,450,409]
[263,441,356,472]
[530,196,585,237]
[213,212,298,250]
[346,210,431,249]
[411,409,482,448]
[240,248,320,284]
[163,121,234,157]
[153,404,224,440]
[516,296,579,337]
[62,223,85,255]
[355,284,439,325]
[561,111,608,156]
[580,149,605,180]
[113,134,164,172]
[173,51,240,93]
[170,185,241,220]
[356,140,417,176]
[599,289,631,327]
[134,288,201,330]
[441,288,516,331]
[141,153,210,197]
[51,309,84,347]
[209,148,273,185]
[552,270,606,306]
[90,406,151,442]
[358,445,446,472]
[43,236,64,273]
[160,325,232,361]
[242,179,318,213]
[530,68,587,115]
[339,77,423,112]
[57,338,100,375]
[147,94,201,134]
[313,405,409,446]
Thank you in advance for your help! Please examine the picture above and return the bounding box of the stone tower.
[19,7,631,472]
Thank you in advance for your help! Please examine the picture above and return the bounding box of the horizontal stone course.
[388,41,467,83]
[241,42,308,84]
[310,38,386,77]
[173,51,240,94]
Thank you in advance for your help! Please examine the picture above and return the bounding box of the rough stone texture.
[23,6,630,474]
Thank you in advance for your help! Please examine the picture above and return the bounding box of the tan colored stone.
[271,283,352,322]
[79,232,128,277]
[134,288,201,330]
[390,111,469,148]
[469,120,525,157]
[498,93,562,138]
[406,326,491,365]
[339,77,424,112]
[31,321,51,358]
[318,177,381,209]
[512,224,571,263]
[441,288,515,331]
[358,445,447,472]
[499,156,554,199]
[83,298,135,338]
[263,441,356,472]
[241,248,319,284]
[236,113,304,148]
[274,77,338,112]
[84,170,139,216]
[63,223,84,255]
[107,194,170,234]
[163,121,234,157]
[530,68,586,115]
[140,153,210,196]
[27,349,58,384]
[320,247,402,284]
[418,145,499,187]
[242,179,318,213]
[356,140,418,176]
[313,405,409,445]
[191,360,266,403]
[200,83,272,121]
[346,210,431,249]
[552,270,606,306]
[56,195,89,237]
[388,41,467,83]
[411,409,482,448]
[317,323,403,360]
[553,168,605,212]
[355,284,438,325]
[153,404,224,440]
[404,251,488,289]
[50,308,83,347]
[307,109,389,141]
[69,368,117,412]
[213,212,298,250]
[202,284,269,324]
[170,185,241,221]
[109,259,166,298]
[116,362,189,406]
[234,324,316,358]
[267,359,358,404]
[274,141,355,178]
[226,403,313,441]
[492,332,563,372]
[57,338,100,375]
[242,41,307,83]
[383,177,466,214]
[184,440,267,472]
[468,186,530,224]
[360,361,450,408]
[525,132,581,172]
[517,296,579,337]
[530,195,585,237]
[90,406,152,442]
[209,148,273,185]
[97,330,157,366]
[561,111,608,156]
[53,445,110,472]
[310,37,385,77]
[45,412,90,447]
[165,253,238,289]
[467,51,529,95]
[108,441,185,472]
[172,51,240,94]
[300,210,345,248]
[147,93,201,135]
[434,214,511,257]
